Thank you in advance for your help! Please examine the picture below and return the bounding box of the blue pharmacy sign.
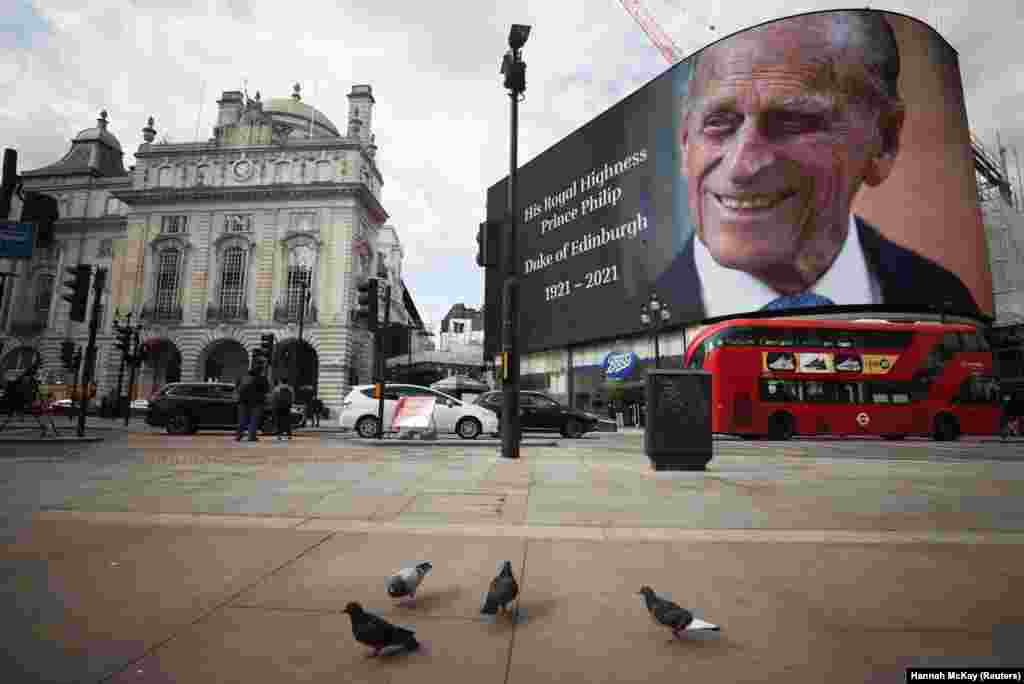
[0,222,34,259]
[603,351,638,380]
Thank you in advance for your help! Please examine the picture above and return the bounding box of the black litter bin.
[644,370,713,471]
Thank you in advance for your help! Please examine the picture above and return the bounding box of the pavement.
[1,432,1023,683]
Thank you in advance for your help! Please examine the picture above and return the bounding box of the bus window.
[959,331,988,352]
[760,379,799,402]
[803,380,840,402]
[942,332,963,357]
[687,341,707,369]
[956,376,1001,404]
[795,329,835,348]
[839,382,861,404]
[721,327,757,346]
[835,332,859,348]
[863,331,912,349]
[760,329,794,347]
[868,381,917,404]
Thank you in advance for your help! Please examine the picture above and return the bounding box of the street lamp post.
[640,292,671,369]
[499,23,530,460]
[292,277,311,396]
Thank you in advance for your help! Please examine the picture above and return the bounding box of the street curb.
[351,438,560,447]
[0,436,105,444]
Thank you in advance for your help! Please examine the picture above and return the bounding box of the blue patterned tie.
[761,292,835,311]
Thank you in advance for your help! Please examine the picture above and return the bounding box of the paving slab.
[232,532,527,620]
[307,492,415,520]
[0,523,331,683]
[508,539,1022,683]
[104,606,512,684]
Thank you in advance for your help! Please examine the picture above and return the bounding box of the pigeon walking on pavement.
[638,586,719,639]
[481,560,519,617]
[387,562,432,606]
[343,602,420,656]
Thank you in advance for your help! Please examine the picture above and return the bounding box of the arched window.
[155,248,181,315]
[286,264,312,319]
[219,246,247,318]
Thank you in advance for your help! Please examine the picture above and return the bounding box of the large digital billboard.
[485,10,992,355]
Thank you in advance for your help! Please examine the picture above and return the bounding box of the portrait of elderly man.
[654,10,980,319]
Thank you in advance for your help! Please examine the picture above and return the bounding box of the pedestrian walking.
[309,396,323,427]
[272,379,294,440]
[236,368,270,442]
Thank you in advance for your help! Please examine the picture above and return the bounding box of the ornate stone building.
[1,83,418,415]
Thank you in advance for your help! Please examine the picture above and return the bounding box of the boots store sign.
[604,351,638,380]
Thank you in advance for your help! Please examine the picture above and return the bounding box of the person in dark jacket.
[236,368,270,442]
[272,379,294,440]
[308,397,323,427]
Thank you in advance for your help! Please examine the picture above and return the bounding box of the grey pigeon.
[481,560,519,616]
[387,562,432,605]
[638,586,719,639]
[343,602,420,656]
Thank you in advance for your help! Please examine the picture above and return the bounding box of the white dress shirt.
[694,215,882,318]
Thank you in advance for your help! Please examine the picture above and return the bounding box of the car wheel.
[767,412,795,440]
[933,414,959,442]
[456,417,482,440]
[355,416,379,439]
[166,413,192,435]
[562,417,583,439]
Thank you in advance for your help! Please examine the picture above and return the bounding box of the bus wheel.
[768,412,795,440]
[933,414,959,442]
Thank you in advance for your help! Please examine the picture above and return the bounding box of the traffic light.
[139,340,152,364]
[1,148,18,219]
[476,220,500,268]
[60,340,75,370]
[114,325,132,355]
[355,278,378,331]
[62,264,91,323]
[20,191,59,249]
[260,333,275,362]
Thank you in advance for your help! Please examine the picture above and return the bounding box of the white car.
[339,383,498,439]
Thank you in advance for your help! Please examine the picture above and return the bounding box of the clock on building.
[232,159,255,181]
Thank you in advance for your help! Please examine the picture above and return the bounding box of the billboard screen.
[485,10,991,355]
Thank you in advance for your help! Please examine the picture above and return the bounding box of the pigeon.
[343,602,420,657]
[638,586,719,639]
[387,562,432,606]
[481,560,519,616]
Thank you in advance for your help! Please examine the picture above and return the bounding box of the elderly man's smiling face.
[681,16,903,294]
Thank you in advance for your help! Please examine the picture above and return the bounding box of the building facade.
[1,83,416,415]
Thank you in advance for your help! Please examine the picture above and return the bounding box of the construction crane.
[618,0,683,64]
[617,0,1019,210]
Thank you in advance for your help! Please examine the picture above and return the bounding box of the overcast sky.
[2,1,1022,329]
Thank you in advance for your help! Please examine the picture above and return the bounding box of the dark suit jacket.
[651,217,980,321]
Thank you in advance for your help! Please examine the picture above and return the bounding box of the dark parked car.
[146,382,303,435]
[474,390,600,438]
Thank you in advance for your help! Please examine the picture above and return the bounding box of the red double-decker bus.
[683,318,1001,440]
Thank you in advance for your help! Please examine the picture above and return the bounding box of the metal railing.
[140,303,183,324]
[273,302,317,325]
[206,304,249,323]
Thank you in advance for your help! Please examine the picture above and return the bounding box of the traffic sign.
[0,221,34,258]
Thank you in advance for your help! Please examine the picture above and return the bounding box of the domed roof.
[72,110,122,152]
[263,84,340,137]
[23,110,127,178]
